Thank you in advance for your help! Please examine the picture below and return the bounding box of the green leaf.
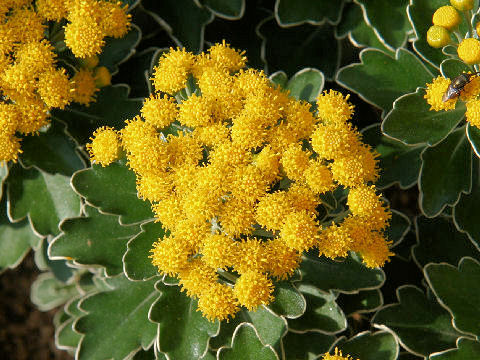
[362,124,424,189]
[30,272,79,311]
[336,332,398,360]
[142,0,213,52]
[430,338,480,359]
[258,18,339,80]
[49,206,140,276]
[382,88,466,146]
[203,0,245,19]
[132,348,156,360]
[0,198,39,273]
[419,127,472,217]
[337,49,433,114]
[19,120,85,176]
[283,68,324,104]
[56,297,84,351]
[288,284,346,333]
[372,285,463,356]
[0,164,8,201]
[210,306,286,353]
[99,25,141,75]
[268,281,306,318]
[71,160,153,225]
[336,3,393,54]
[217,323,278,360]
[355,0,410,50]
[425,257,480,337]
[413,216,480,268]
[337,289,383,316]
[7,165,81,236]
[281,331,335,360]
[298,253,385,293]
[466,123,480,158]
[275,0,345,26]
[75,275,159,360]
[52,85,142,144]
[34,236,74,282]
[386,210,411,247]
[124,220,165,280]
[150,282,219,360]
[407,0,451,68]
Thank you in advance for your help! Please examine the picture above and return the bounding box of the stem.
[217,269,238,283]
[465,10,475,38]
[453,30,464,44]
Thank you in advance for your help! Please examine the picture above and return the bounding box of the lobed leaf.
[337,289,383,316]
[281,331,335,360]
[335,331,399,360]
[270,68,325,104]
[275,0,345,26]
[430,338,480,359]
[203,0,245,19]
[30,272,79,311]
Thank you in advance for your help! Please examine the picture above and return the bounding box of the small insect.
[443,71,480,102]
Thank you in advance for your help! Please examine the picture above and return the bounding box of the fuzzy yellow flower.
[86,127,121,166]
[458,38,480,64]
[433,6,461,30]
[424,76,457,111]
[322,348,359,360]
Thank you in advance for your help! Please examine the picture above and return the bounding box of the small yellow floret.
[329,145,379,187]
[177,94,212,128]
[197,282,239,322]
[15,97,49,134]
[64,19,105,58]
[311,122,361,160]
[87,126,120,166]
[72,69,98,105]
[94,67,112,88]
[37,68,73,109]
[322,347,359,360]
[458,38,480,64]
[150,236,194,276]
[15,40,56,72]
[0,134,22,163]
[466,99,480,128]
[178,258,218,298]
[233,271,274,311]
[36,0,67,21]
[208,40,246,72]
[304,159,335,194]
[424,76,457,111]
[450,0,474,11]
[141,94,178,129]
[255,191,292,231]
[280,210,319,251]
[281,143,310,181]
[99,1,131,38]
[347,185,391,230]
[432,6,461,30]
[152,48,195,94]
[265,239,301,280]
[426,25,451,48]
[201,234,237,270]
[316,90,355,124]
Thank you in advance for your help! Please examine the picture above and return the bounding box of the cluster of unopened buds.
[424,0,480,127]
[87,42,393,322]
[0,0,131,163]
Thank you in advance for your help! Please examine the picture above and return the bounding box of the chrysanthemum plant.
[2,0,480,359]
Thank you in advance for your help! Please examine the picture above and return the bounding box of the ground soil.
[0,253,72,360]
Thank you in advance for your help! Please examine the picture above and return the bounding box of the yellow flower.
[177,93,213,128]
[466,98,480,128]
[255,191,292,231]
[460,74,480,100]
[99,0,131,38]
[72,69,98,105]
[0,103,20,136]
[432,6,461,30]
[322,348,359,360]
[286,183,320,214]
[8,8,45,44]
[218,198,256,236]
[35,0,67,21]
[353,231,393,268]
[317,221,354,259]
[458,38,480,65]
[208,40,246,72]
[152,47,195,94]
[86,126,120,166]
[136,172,173,202]
[0,134,22,163]
[15,97,49,134]
[280,143,311,181]
[15,40,56,73]
[64,19,105,58]
[304,159,335,194]
[37,67,73,109]
[264,238,301,280]
[178,258,218,298]
[197,282,239,322]
[347,185,391,230]
[316,90,355,124]
[234,238,268,274]
[280,210,319,251]
[329,145,379,187]
[141,94,178,129]
[424,76,457,111]
[311,122,361,160]
[233,271,274,311]
[201,234,237,270]
[94,66,112,87]
[150,235,195,276]
[426,25,451,48]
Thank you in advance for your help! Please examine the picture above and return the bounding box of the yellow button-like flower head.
[233,271,274,311]
[432,6,461,30]
[87,126,121,166]
[466,98,480,128]
[458,38,480,64]
[426,25,451,48]
[316,89,355,124]
[424,76,457,111]
[72,69,98,105]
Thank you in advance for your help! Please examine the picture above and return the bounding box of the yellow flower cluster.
[0,0,128,163]
[87,43,393,322]
[322,348,359,360]
[424,74,480,128]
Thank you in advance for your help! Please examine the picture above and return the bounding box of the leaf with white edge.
[425,257,480,337]
[386,210,411,247]
[131,348,156,360]
[99,25,141,75]
[0,198,40,273]
[210,306,286,352]
[281,331,335,360]
[0,164,8,200]
[466,123,480,158]
[336,2,393,54]
[258,18,339,80]
[150,282,219,360]
[124,221,165,280]
[34,236,74,282]
[142,0,213,52]
[275,0,345,26]
[56,298,85,350]
[49,206,141,277]
[298,253,385,293]
[356,0,410,50]
[217,323,278,360]
[268,281,306,318]
[419,127,472,217]
[269,71,288,89]
[408,0,455,68]
[413,216,480,268]
[71,160,153,225]
[362,124,424,189]
[75,275,159,360]
[382,88,466,146]
[19,120,85,176]
[440,59,471,80]
[283,68,324,104]
[203,0,245,19]
[337,289,383,316]
[30,272,79,311]
[337,49,433,114]
[372,285,463,356]
[52,85,142,144]
[7,164,81,236]
[288,284,346,333]
[430,338,480,359]
[334,331,398,360]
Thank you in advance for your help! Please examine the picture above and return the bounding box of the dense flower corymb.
[88,43,393,322]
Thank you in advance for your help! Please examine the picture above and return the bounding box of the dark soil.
[0,253,73,360]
